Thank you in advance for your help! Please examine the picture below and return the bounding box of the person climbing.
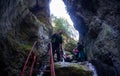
[51,29,63,62]
[77,42,85,62]
[72,47,79,60]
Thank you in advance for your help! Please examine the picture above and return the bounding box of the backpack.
[51,34,58,43]
[52,37,56,43]
[51,34,62,47]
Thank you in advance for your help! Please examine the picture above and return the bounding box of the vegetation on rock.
[54,62,93,76]
[51,15,77,52]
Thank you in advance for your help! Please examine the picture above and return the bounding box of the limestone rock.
[54,62,93,76]
[0,0,51,76]
[63,0,120,75]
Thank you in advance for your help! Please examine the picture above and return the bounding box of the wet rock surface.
[63,0,120,76]
[90,60,117,76]
[0,0,51,76]
[54,62,93,76]
[0,0,120,76]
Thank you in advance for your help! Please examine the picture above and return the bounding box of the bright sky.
[50,0,79,40]
[50,0,73,25]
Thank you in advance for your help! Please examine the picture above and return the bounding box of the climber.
[51,29,63,62]
[77,42,85,62]
[72,47,79,60]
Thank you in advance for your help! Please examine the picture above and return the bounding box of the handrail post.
[49,42,56,76]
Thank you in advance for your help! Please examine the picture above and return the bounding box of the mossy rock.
[17,44,31,51]
[65,51,72,55]
[55,62,93,76]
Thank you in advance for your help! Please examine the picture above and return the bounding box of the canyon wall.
[0,0,51,75]
[63,0,120,76]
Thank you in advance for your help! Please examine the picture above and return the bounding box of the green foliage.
[64,39,77,52]
[65,51,72,55]
[51,15,77,52]
[51,15,71,36]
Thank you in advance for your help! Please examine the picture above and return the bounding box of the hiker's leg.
[56,47,60,61]
[77,52,81,62]
[78,51,83,62]
[82,51,85,61]
[81,51,85,61]
[80,51,83,61]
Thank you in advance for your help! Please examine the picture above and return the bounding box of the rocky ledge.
[54,62,93,76]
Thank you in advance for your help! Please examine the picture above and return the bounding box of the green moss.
[55,64,61,68]
[17,44,31,51]
[7,31,31,52]
[55,63,93,76]
[55,66,92,76]
[38,16,48,25]
[69,64,83,70]
[65,51,72,55]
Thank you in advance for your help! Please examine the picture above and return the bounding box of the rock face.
[63,0,120,76]
[0,0,51,76]
[90,60,117,76]
[24,0,51,26]
[1,0,120,76]
[54,62,93,76]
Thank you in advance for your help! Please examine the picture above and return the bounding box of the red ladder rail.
[21,41,56,76]
[29,46,38,76]
[21,41,37,76]
[49,42,56,76]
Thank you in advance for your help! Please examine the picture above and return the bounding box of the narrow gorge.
[63,0,120,76]
[0,0,120,76]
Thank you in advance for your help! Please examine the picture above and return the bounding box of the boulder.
[54,62,93,76]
